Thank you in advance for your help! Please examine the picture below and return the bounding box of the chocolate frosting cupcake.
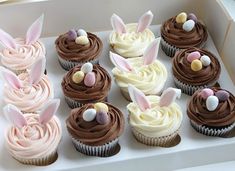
[66,103,125,146]
[187,88,235,127]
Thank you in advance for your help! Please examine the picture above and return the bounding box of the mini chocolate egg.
[176,12,187,23]
[187,51,201,63]
[200,88,214,99]
[206,95,219,111]
[191,59,202,71]
[96,111,109,125]
[215,90,229,102]
[94,102,109,113]
[75,36,89,45]
[77,29,88,37]
[68,29,77,40]
[81,62,93,74]
[83,109,96,122]
[84,72,96,87]
[187,13,198,23]
[200,55,211,67]
[72,71,84,84]
[183,20,195,32]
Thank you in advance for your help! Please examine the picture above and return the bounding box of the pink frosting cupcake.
[4,100,62,166]
[0,14,45,74]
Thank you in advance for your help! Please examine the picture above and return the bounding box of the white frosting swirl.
[0,38,46,72]
[4,72,54,113]
[5,114,62,159]
[112,57,167,95]
[127,96,182,137]
[109,23,155,58]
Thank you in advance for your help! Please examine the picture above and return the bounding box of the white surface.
[0,25,234,171]
[221,0,235,20]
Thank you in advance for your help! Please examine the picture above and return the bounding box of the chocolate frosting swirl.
[172,47,221,86]
[55,32,103,62]
[161,17,208,48]
[61,64,111,102]
[66,103,125,146]
[187,88,235,127]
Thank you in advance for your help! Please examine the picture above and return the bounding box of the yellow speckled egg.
[191,59,202,71]
[94,102,109,113]
[75,36,89,45]
[72,71,85,83]
[176,12,187,23]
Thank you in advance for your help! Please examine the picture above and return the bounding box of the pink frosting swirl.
[5,114,62,159]
[4,72,54,113]
[0,38,46,72]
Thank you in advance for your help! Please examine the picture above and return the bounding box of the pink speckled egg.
[84,72,96,87]
[187,51,201,63]
[200,88,214,99]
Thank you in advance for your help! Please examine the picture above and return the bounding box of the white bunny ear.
[39,99,60,124]
[111,14,126,34]
[29,57,46,85]
[159,88,181,107]
[143,38,161,65]
[3,104,27,128]
[136,10,153,33]
[0,29,17,49]
[128,84,151,112]
[26,14,44,45]
[110,51,132,72]
[0,66,22,89]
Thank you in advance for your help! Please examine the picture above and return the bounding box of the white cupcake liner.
[58,55,99,70]
[71,137,119,157]
[190,120,235,137]
[131,127,179,147]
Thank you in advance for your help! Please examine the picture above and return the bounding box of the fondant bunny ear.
[159,88,181,107]
[39,99,60,124]
[3,104,27,128]
[136,11,153,33]
[0,29,17,49]
[0,66,22,89]
[110,52,132,72]
[128,84,151,112]
[29,57,46,85]
[111,14,126,34]
[143,38,161,65]
[26,14,44,45]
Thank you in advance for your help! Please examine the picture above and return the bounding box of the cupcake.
[161,12,208,57]
[109,11,155,58]
[4,100,62,165]
[187,87,235,137]
[110,38,167,100]
[0,14,46,74]
[61,63,111,108]
[55,28,103,70]
[1,58,54,113]
[127,85,182,146]
[66,102,124,157]
[172,47,221,95]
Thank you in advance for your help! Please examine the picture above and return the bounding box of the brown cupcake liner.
[71,137,119,157]
[190,120,235,137]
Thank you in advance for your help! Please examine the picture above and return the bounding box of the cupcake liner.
[131,127,179,147]
[71,137,119,157]
[58,55,99,71]
[190,120,235,137]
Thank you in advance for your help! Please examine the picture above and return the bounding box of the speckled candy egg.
[206,95,219,111]
[94,102,109,113]
[187,13,198,23]
[215,90,230,102]
[200,55,211,67]
[84,72,96,87]
[77,29,88,37]
[72,71,85,84]
[75,36,89,45]
[200,88,214,99]
[187,51,201,63]
[176,12,187,23]
[191,59,202,71]
[81,62,93,74]
[83,109,97,122]
[183,20,195,32]
[68,29,77,40]
[96,111,109,125]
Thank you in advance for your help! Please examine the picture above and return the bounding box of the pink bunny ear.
[39,99,60,124]
[143,38,160,65]
[136,10,153,33]
[111,14,126,34]
[128,84,151,112]
[29,57,46,85]
[3,104,27,128]
[26,14,44,45]
[159,88,181,107]
[0,29,17,49]
[110,52,132,72]
[0,66,22,89]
